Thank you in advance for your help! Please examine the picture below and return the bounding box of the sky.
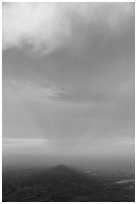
[2,2,135,168]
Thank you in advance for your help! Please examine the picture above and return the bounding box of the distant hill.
[3,164,135,202]
[46,164,77,175]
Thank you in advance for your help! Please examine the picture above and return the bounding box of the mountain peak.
[52,164,70,171]
[46,164,76,176]
[55,164,67,168]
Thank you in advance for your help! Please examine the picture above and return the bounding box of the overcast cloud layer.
[2,3,135,167]
[3,3,134,52]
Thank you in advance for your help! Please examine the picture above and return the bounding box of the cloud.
[2,138,54,162]
[3,79,68,100]
[2,3,134,53]
[3,138,48,145]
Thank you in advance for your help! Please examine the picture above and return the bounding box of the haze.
[2,3,135,169]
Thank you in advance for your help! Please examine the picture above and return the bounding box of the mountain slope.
[3,164,103,202]
[3,164,135,202]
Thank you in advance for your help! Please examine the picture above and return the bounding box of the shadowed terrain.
[2,164,135,202]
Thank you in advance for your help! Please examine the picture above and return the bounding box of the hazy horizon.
[2,2,135,169]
